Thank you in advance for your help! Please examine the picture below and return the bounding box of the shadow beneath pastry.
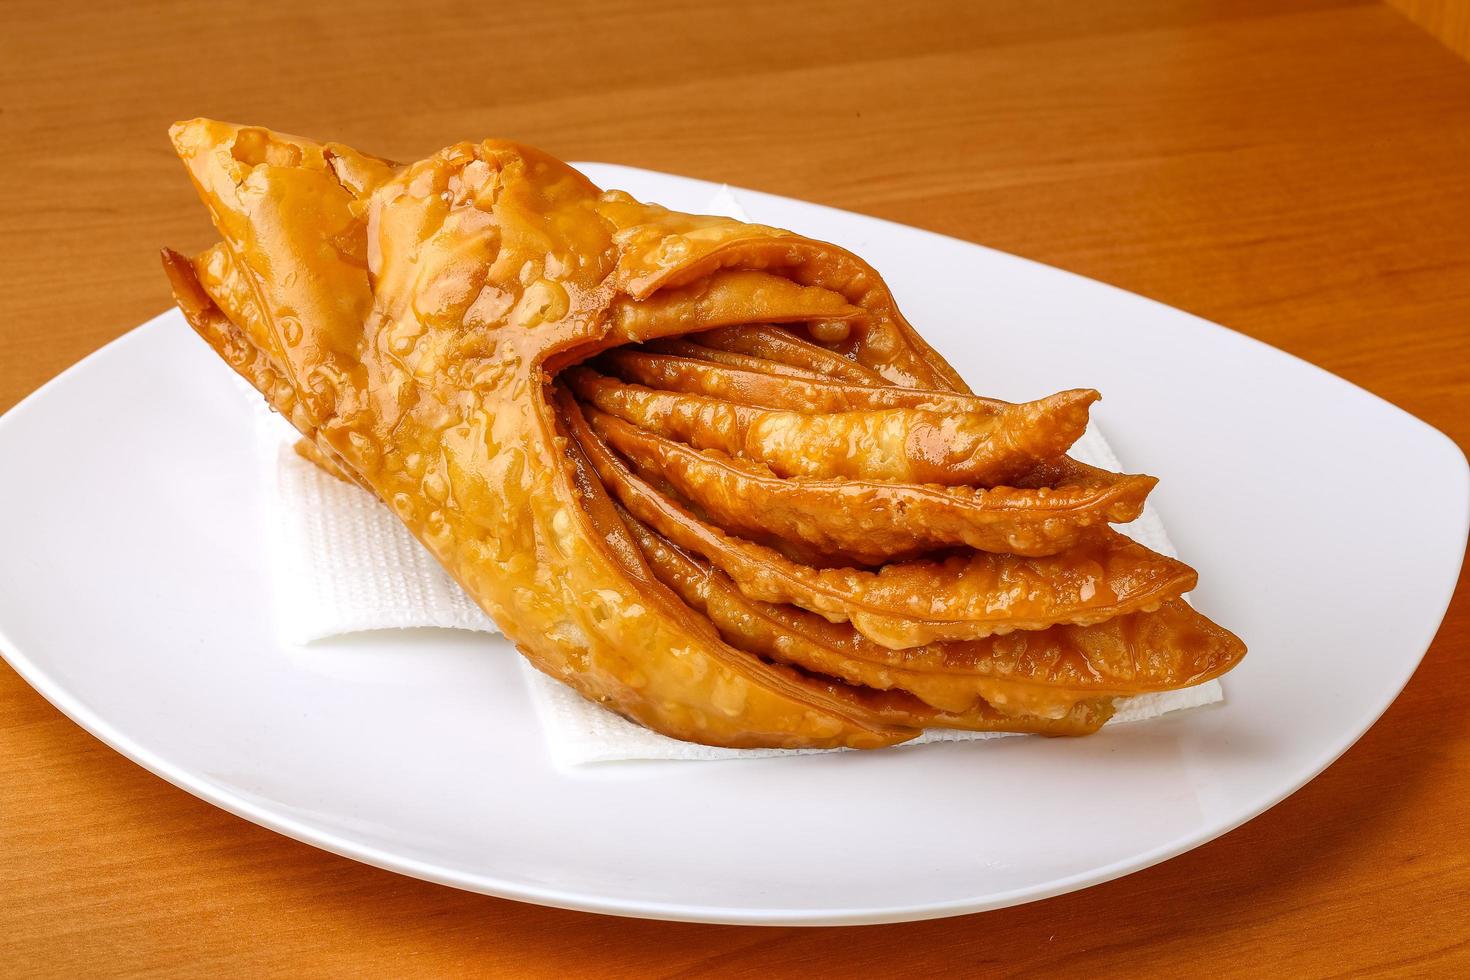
[297,625,506,654]
[278,625,516,685]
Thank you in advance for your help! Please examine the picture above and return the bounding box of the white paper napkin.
[253,186,1222,765]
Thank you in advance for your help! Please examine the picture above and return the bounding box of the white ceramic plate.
[1,164,1466,926]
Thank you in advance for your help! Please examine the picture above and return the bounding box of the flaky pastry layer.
[163,119,1244,749]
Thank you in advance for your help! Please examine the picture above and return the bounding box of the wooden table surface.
[3,1,1468,975]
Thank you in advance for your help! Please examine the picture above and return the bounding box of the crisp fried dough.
[599,348,1007,413]
[165,118,1244,748]
[694,324,888,385]
[627,514,1116,732]
[642,338,834,381]
[161,249,372,493]
[607,275,864,346]
[566,367,1097,485]
[584,399,1142,561]
[625,515,1237,720]
[567,395,1197,649]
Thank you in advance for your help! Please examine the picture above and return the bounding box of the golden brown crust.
[164,119,1244,749]
[567,395,1197,646]
[573,390,1140,562]
[695,325,889,385]
[565,366,1098,485]
[626,516,1240,718]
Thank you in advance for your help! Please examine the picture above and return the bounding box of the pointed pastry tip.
[168,118,221,158]
[1024,388,1100,432]
[1057,388,1102,408]
[159,248,211,317]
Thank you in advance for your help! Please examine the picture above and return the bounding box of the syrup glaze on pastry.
[163,119,1245,749]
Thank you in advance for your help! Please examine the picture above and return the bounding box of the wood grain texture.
[2,0,1468,975]
[1389,0,1470,59]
